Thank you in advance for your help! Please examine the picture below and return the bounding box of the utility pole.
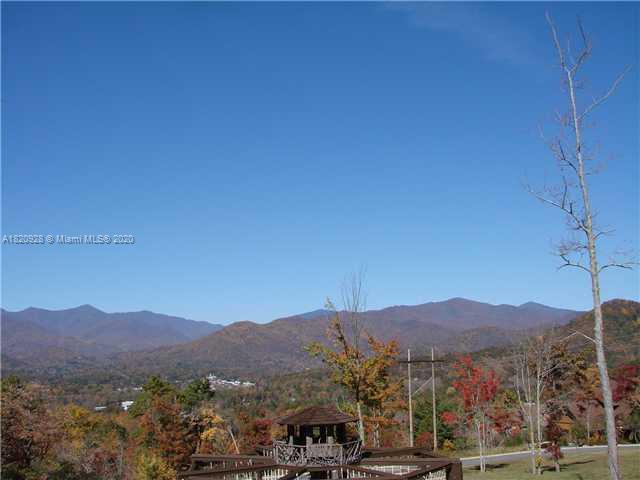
[431,347,437,452]
[407,349,413,447]
[398,352,445,451]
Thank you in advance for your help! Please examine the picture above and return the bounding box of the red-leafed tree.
[236,411,274,452]
[544,401,566,473]
[451,356,500,472]
[441,411,458,426]
[414,431,433,449]
[612,364,639,405]
[611,364,640,443]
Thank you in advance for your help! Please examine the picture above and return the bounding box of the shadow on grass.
[561,459,595,470]
[538,459,595,474]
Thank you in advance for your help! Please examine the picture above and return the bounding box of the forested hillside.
[2,298,580,383]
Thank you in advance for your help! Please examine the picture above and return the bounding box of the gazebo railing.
[272,439,363,466]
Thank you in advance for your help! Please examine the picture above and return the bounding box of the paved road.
[461,444,640,467]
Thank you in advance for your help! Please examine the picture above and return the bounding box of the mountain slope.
[364,298,578,331]
[1,298,582,381]
[557,299,640,363]
[108,298,581,381]
[1,305,223,353]
[1,316,118,376]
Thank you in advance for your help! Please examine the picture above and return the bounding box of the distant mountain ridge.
[1,305,223,357]
[0,298,583,381]
[359,297,579,331]
[1,315,118,369]
[104,297,582,381]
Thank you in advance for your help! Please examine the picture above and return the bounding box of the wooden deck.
[179,447,463,480]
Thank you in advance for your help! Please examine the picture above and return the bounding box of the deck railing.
[270,439,363,466]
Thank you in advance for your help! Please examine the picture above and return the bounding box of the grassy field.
[454,444,536,458]
[463,449,640,479]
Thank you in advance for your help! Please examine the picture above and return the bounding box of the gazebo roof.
[276,406,358,426]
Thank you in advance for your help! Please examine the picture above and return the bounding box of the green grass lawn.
[462,449,640,479]
[454,445,536,458]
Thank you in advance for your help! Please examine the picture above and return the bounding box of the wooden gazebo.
[277,406,358,444]
[179,406,463,480]
[273,406,362,466]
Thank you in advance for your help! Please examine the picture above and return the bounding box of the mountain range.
[1,297,582,382]
[109,297,581,380]
[1,305,223,368]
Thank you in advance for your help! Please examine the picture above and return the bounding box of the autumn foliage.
[451,355,500,472]
[2,301,639,478]
[307,299,403,447]
[452,355,499,413]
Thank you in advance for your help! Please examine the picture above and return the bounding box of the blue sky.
[2,2,638,324]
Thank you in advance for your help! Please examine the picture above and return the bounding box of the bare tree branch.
[598,249,638,273]
[593,228,615,240]
[546,12,566,69]
[557,255,590,273]
[599,262,634,273]
[571,15,592,74]
[560,330,596,344]
[580,67,631,120]
[525,183,587,232]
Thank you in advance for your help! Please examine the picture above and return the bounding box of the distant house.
[94,406,107,412]
[207,373,255,390]
[121,401,134,411]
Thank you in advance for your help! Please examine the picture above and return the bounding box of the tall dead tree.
[528,13,634,480]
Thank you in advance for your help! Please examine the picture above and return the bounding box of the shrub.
[133,452,175,480]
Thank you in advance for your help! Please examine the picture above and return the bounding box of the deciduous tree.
[451,356,500,472]
[529,14,634,479]
[1,376,61,476]
[133,451,175,480]
[237,410,274,452]
[138,396,195,469]
[512,333,565,474]
[196,407,235,454]
[307,272,402,446]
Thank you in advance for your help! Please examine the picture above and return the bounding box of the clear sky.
[2,2,638,324]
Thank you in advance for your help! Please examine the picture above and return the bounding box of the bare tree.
[528,13,634,480]
[513,340,541,475]
[341,268,368,361]
[340,269,368,442]
[309,269,369,443]
[512,332,563,475]
[309,269,402,448]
